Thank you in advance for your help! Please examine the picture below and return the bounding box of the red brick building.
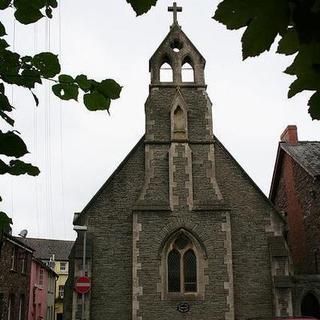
[270,125,320,318]
[0,233,33,320]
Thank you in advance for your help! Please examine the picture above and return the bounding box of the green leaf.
[0,110,14,126]
[32,52,60,78]
[52,82,79,101]
[48,0,57,8]
[14,6,44,24]
[97,79,122,100]
[30,90,39,106]
[58,74,74,83]
[0,93,13,111]
[0,83,4,94]
[75,74,91,92]
[83,91,110,111]
[126,0,157,15]
[0,211,12,233]
[213,0,256,30]
[241,0,289,59]
[0,38,9,49]
[308,92,320,120]
[0,130,28,157]
[20,69,41,88]
[288,74,320,98]
[0,0,11,10]
[0,158,40,175]
[285,44,320,76]
[0,21,6,36]
[45,6,52,18]
[277,29,300,55]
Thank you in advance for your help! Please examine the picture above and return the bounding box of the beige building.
[21,238,73,320]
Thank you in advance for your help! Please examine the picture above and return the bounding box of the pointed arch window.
[172,105,187,140]
[181,58,194,82]
[167,234,198,294]
[160,62,173,82]
[160,229,207,300]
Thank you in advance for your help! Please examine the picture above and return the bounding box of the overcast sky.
[1,0,319,240]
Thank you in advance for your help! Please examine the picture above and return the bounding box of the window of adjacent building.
[160,62,173,82]
[39,268,44,286]
[10,247,16,271]
[20,252,26,274]
[167,234,197,293]
[60,262,67,272]
[59,285,64,299]
[18,295,25,320]
[7,294,14,320]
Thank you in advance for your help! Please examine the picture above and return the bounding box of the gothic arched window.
[167,234,197,294]
[160,229,207,300]
[160,62,173,82]
[181,57,194,82]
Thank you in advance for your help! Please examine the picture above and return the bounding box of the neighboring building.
[270,125,320,318]
[0,233,33,320]
[28,257,57,320]
[20,238,73,320]
[65,9,294,320]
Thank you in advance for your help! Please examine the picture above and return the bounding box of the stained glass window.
[168,249,180,292]
[183,249,197,292]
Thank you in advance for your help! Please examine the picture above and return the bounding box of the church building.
[65,5,293,320]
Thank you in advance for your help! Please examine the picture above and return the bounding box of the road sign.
[74,276,91,294]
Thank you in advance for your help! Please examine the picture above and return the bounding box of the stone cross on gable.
[168,2,182,25]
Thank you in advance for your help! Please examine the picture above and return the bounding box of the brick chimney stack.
[280,125,298,145]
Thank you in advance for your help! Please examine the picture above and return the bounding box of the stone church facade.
[65,11,293,320]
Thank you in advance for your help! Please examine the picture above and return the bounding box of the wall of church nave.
[133,211,230,320]
[212,140,279,319]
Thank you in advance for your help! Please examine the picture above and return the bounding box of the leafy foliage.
[126,0,158,16]
[0,211,12,233]
[0,0,122,230]
[213,0,320,120]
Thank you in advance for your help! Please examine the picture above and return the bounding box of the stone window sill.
[164,292,204,301]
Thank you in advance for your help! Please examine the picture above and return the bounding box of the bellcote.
[149,24,206,86]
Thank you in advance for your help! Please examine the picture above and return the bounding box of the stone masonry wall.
[0,237,32,320]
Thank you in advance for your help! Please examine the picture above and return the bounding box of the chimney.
[280,125,298,144]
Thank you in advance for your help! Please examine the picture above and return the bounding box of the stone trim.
[208,144,223,200]
[132,213,143,320]
[169,143,193,211]
[138,145,154,201]
[222,212,235,320]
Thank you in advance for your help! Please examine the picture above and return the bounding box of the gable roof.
[281,141,320,177]
[269,141,320,200]
[149,24,206,68]
[18,237,74,261]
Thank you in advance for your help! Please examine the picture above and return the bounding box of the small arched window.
[160,62,173,82]
[173,105,187,139]
[167,234,197,293]
[181,59,194,82]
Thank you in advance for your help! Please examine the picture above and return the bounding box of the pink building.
[28,257,57,320]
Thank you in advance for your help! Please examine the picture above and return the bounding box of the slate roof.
[281,141,320,177]
[17,237,74,261]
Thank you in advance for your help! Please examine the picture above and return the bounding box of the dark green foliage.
[52,75,122,111]
[0,131,28,157]
[0,159,40,175]
[126,0,158,15]
[0,211,12,233]
[213,0,320,120]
